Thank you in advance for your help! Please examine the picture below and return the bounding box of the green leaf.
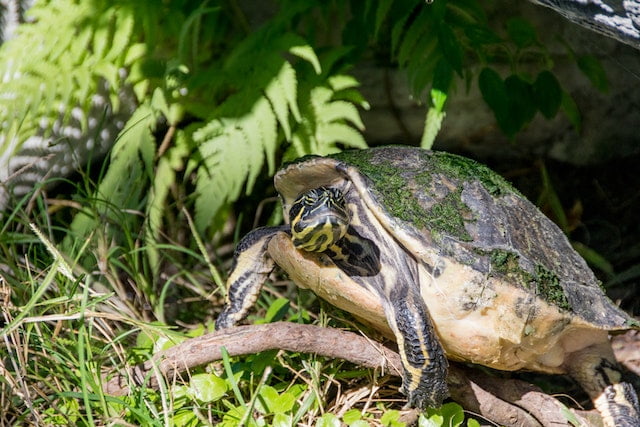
[343,409,362,424]
[418,413,443,427]
[188,373,229,403]
[260,298,290,323]
[380,410,405,427]
[478,67,507,114]
[273,413,294,427]
[317,413,341,427]
[255,385,296,414]
[194,95,278,229]
[577,55,608,92]
[421,402,466,427]
[506,17,537,48]
[533,71,562,119]
[505,74,536,130]
[397,11,429,66]
[561,91,581,132]
[328,74,361,92]
[289,45,322,74]
[478,67,513,136]
[375,0,394,36]
[438,25,463,75]
[432,58,453,95]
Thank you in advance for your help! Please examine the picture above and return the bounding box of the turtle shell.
[274,146,638,371]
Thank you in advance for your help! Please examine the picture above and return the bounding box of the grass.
[0,181,472,426]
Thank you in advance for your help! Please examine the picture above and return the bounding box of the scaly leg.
[568,342,640,427]
[216,226,287,330]
[384,285,449,409]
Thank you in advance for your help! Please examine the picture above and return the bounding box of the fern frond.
[193,95,278,230]
[0,0,147,206]
[286,75,368,160]
[0,1,139,128]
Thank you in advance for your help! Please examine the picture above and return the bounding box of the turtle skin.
[216,146,640,427]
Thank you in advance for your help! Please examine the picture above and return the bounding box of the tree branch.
[103,322,606,426]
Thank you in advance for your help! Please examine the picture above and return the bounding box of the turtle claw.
[400,378,448,410]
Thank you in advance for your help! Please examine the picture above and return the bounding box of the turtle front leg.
[385,286,449,409]
[567,343,640,427]
[216,226,287,330]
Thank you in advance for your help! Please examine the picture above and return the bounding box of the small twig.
[156,125,176,159]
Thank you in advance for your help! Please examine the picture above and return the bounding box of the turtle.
[215,146,640,426]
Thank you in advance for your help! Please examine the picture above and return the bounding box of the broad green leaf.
[561,91,581,132]
[478,67,507,113]
[272,413,294,427]
[343,409,362,424]
[577,55,608,92]
[380,409,405,427]
[256,385,296,414]
[172,409,199,427]
[418,413,443,427]
[478,67,514,136]
[506,17,537,48]
[438,402,465,426]
[317,413,341,427]
[505,74,536,131]
[533,71,562,119]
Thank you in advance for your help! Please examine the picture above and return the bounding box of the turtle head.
[289,186,349,252]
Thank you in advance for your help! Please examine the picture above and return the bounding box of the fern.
[0,0,141,137]
[286,74,368,160]
[191,32,368,230]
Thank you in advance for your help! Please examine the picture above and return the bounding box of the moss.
[489,249,533,286]
[534,264,571,311]
[426,189,473,241]
[331,148,475,242]
[430,151,520,198]
[487,248,572,311]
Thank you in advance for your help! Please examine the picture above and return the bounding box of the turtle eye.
[290,187,350,252]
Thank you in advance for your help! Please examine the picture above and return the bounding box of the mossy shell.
[274,146,638,372]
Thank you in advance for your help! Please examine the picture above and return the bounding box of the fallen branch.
[103,322,599,426]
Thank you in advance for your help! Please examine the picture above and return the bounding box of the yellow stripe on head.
[290,187,350,253]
